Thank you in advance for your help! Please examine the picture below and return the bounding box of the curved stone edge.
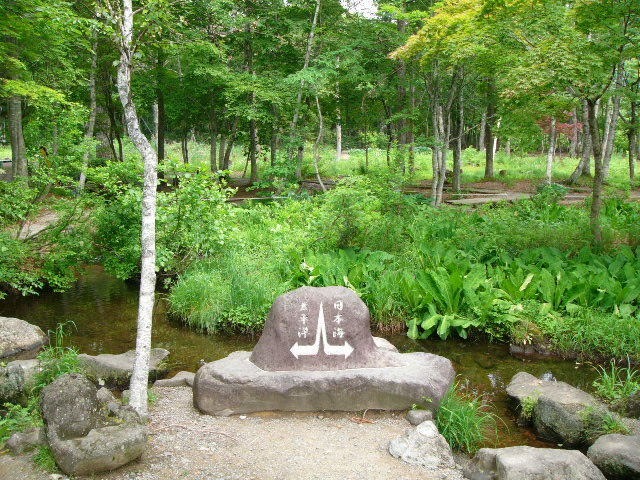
[587,434,640,480]
[464,446,606,480]
[0,317,48,361]
[193,350,455,416]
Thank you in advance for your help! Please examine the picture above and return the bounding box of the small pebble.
[239,415,247,420]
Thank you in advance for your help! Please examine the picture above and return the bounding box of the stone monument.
[193,286,455,415]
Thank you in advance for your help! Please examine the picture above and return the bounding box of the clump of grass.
[580,406,630,442]
[435,382,497,453]
[33,445,58,472]
[520,395,538,423]
[593,357,640,402]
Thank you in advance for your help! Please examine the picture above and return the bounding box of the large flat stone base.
[193,350,455,416]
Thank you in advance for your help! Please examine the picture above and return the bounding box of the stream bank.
[0,266,602,449]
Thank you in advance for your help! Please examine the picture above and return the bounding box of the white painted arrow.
[290,303,354,359]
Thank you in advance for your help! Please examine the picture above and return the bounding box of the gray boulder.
[507,371,610,447]
[0,359,40,404]
[250,286,400,371]
[6,427,46,454]
[79,348,169,388]
[388,420,457,471]
[0,316,47,360]
[194,350,454,416]
[587,434,640,480]
[41,373,147,476]
[406,409,433,426]
[154,370,195,387]
[464,446,606,480]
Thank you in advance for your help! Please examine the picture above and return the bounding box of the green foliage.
[580,406,630,441]
[0,178,94,296]
[520,395,538,423]
[33,444,58,472]
[94,165,235,279]
[0,322,81,451]
[593,359,640,402]
[0,402,42,447]
[435,382,497,453]
[34,322,81,394]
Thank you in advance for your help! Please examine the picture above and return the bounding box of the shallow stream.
[0,266,601,448]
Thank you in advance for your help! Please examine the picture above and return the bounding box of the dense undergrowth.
[2,145,640,361]
[165,173,640,362]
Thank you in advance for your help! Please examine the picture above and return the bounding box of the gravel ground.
[1,386,465,480]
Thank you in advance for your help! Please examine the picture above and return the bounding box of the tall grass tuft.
[435,382,497,453]
[593,357,640,402]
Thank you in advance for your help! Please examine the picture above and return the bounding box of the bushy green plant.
[435,383,497,453]
[0,402,42,446]
[593,359,640,402]
[94,168,235,279]
[520,395,538,423]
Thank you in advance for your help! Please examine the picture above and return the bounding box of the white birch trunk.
[116,0,158,417]
[336,122,342,162]
[492,118,500,160]
[545,117,557,184]
[314,96,326,192]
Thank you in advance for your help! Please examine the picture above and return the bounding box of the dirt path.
[1,386,465,480]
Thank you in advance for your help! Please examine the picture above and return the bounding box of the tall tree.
[111,0,159,416]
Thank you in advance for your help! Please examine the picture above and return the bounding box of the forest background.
[1,0,640,365]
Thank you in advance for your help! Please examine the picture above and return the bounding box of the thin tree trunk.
[209,104,217,172]
[335,120,342,162]
[117,0,158,417]
[408,82,416,175]
[291,0,320,179]
[569,101,592,183]
[484,81,496,179]
[181,137,189,163]
[8,96,27,179]
[492,118,500,161]
[453,99,463,193]
[629,101,637,181]
[545,117,557,183]
[79,41,98,192]
[602,93,621,181]
[435,107,450,206]
[587,98,604,248]
[313,96,326,192]
[218,133,227,169]
[152,102,158,144]
[223,117,239,170]
[569,109,578,157]
[156,48,166,162]
[249,119,258,183]
[478,112,486,151]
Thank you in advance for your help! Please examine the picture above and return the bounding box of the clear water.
[0,266,600,448]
